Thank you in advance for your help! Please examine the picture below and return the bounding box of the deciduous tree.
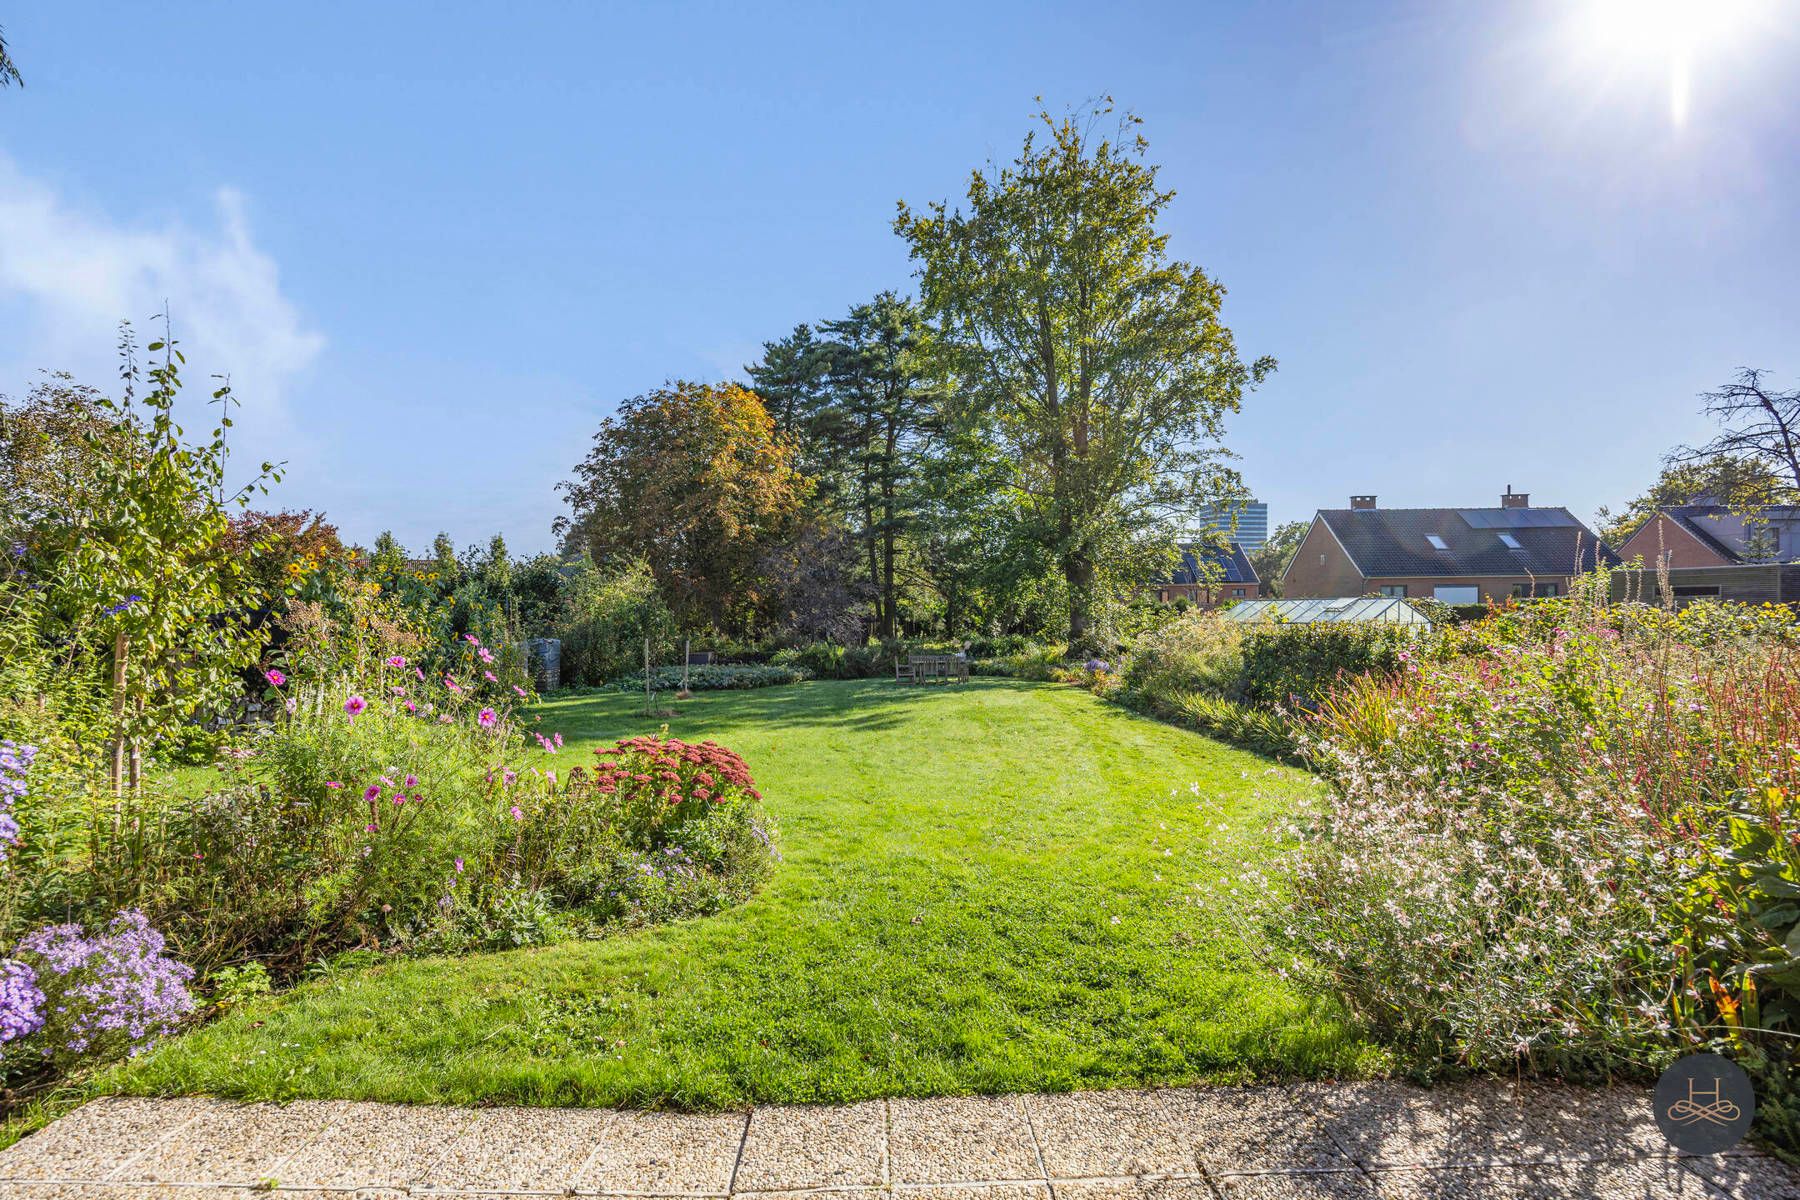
[557,381,808,633]
[896,104,1271,654]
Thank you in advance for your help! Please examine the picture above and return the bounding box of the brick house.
[1281,489,1617,603]
[1611,501,1800,606]
[1153,541,1259,608]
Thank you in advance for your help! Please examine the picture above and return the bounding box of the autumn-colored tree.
[556,381,809,633]
[224,509,349,601]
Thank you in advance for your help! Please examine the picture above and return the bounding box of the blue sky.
[2,2,1796,554]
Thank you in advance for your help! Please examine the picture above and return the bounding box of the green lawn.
[111,677,1378,1108]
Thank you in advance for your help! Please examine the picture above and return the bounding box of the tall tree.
[0,25,23,89]
[1596,453,1795,548]
[1246,520,1308,597]
[556,381,808,633]
[746,324,835,470]
[819,293,942,639]
[896,104,1271,653]
[1669,369,1800,496]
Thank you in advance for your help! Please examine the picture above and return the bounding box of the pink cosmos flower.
[513,685,528,698]
[325,781,344,789]
[393,793,407,806]
[483,670,498,683]
[404,700,417,713]
[478,647,494,664]
[510,805,524,821]
[553,733,563,749]
[365,823,378,833]
[363,784,381,803]
[414,666,425,681]
[478,707,497,728]
[454,856,465,872]
[264,668,287,687]
[386,655,407,669]
[463,634,480,645]
[344,695,367,717]
[404,774,418,788]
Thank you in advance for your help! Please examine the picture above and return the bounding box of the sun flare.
[1572,0,1776,126]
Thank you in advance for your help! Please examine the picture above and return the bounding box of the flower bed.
[1263,590,1800,1143]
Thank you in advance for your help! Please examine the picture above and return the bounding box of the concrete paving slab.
[897,1185,1052,1200]
[1161,1084,1356,1175]
[890,1095,1042,1184]
[1023,1089,1195,1179]
[422,1103,613,1192]
[573,1108,748,1195]
[1372,1159,1725,1198]
[0,1079,1776,1198]
[1320,1081,1665,1168]
[266,1098,478,1188]
[0,1096,207,1181]
[734,1100,886,1192]
[1676,1151,1800,1199]
[3,1188,406,1200]
[117,1097,344,1184]
[1210,1174,1379,1199]
[1054,1177,1221,1200]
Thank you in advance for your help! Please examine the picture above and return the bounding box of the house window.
[1433,585,1480,604]
[1231,587,1244,597]
[1512,582,1561,599]
[1379,584,1407,597]
[1540,583,1559,597]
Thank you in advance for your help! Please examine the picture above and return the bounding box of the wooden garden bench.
[898,653,969,684]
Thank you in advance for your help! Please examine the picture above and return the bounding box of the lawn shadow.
[537,676,1040,741]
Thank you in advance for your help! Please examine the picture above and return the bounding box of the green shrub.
[1271,588,1800,1144]
[615,664,810,692]
[771,640,916,680]
[1236,622,1415,708]
[971,643,1065,680]
[1120,611,1245,700]
[558,558,674,687]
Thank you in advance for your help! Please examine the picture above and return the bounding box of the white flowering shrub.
[1265,589,1800,1086]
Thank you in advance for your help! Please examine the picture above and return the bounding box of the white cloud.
[0,154,323,468]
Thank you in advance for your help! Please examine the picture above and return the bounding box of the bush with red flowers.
[591,735,761,845]
[483,733,779,934]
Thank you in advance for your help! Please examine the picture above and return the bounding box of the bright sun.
[1571,0,1775,126]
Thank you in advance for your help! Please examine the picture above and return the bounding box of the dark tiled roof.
[1657,504,1800,564]
[1169,541,1258,586]
[1317,507,1617,578]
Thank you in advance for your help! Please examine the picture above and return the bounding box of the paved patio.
[1,1080,1795,1199]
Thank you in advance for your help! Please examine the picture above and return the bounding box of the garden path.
[2,1078,1794,1198]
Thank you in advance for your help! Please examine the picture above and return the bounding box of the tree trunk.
[1064,551,1097,657]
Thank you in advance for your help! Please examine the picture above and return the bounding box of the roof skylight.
[1426,534,1449,551]
[1498,533,1523,549]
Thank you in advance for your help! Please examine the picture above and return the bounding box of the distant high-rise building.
[1191,501,1268,550]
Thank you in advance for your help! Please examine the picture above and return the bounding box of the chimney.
[1501,485,1529,509]
[1350,495,1377,510]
